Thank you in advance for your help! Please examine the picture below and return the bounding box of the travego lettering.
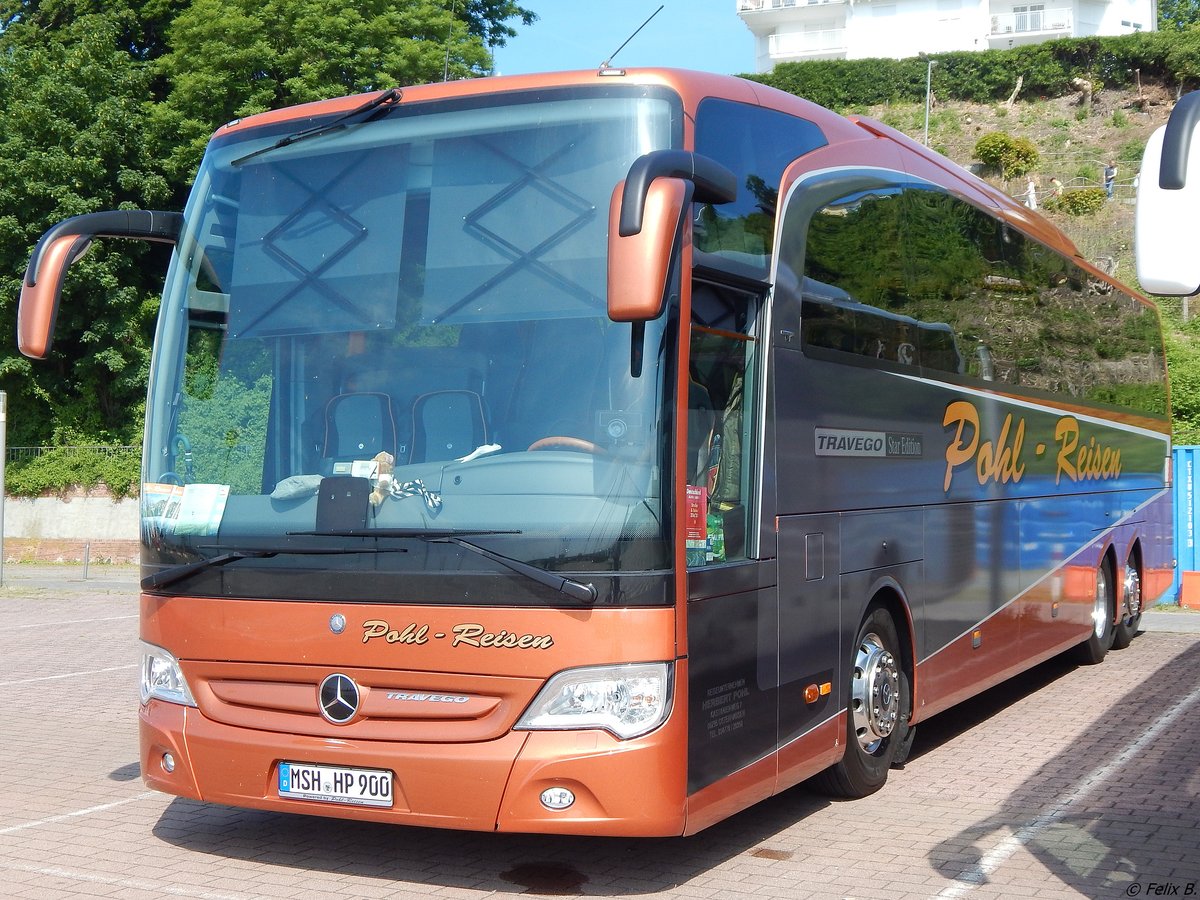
[816,434,884,453]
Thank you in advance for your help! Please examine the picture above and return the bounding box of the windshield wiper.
[231,87,403,167]
[289,528,520,538]
[433,537,598,605]
[288,528,594,602]
[148,530,596,604]
[142,545,404,591]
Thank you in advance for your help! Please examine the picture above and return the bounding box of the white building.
[737,0,1157,71]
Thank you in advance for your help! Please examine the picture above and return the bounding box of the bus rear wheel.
[1073,557,1116,665]
[812,606,912,798]
[1112,561,1143,650]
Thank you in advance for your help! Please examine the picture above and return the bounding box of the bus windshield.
[142,87,681,606]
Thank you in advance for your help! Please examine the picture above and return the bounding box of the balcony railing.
[769,28,848,57]
[740,0,845,11]
[990,8,1073,35]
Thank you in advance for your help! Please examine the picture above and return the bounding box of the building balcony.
[769,28,848,61]
[739,0,847,8]
[988,8,1074,46]
[739,0,849,39]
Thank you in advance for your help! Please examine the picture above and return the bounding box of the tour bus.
[18,68,1172,836]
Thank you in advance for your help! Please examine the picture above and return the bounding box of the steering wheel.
[527,436,605,454]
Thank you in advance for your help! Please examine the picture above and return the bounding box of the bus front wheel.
[813,606,912,798]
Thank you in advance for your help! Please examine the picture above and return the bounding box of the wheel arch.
[1125,536,1145,578]
[1100,540,1120,624]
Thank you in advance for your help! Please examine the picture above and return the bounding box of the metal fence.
[4,445,139,464]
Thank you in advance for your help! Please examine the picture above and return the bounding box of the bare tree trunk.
[1006,75,1024,111]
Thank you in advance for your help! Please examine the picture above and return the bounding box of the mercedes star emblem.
[318,673,360,724]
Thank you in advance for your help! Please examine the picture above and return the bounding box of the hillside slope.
[870,81,1200,440]
[870,82,1176,283]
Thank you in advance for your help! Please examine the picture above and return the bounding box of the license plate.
[278,762,393,808]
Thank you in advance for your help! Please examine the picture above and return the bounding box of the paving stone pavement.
[1,564,1198,899]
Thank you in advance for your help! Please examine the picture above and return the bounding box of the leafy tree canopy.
[150,0,533,186]
[0,0,534,448]
[0,10,169,445]
[1160,0,1200,32]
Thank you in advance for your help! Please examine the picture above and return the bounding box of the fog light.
[539,787,575,811]
[162,753,176,774]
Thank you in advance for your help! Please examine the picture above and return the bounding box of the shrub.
[5,447,140,499]
[1117,138,1146,166]
[1046,187,1107,216]
[974,132,1040,178]
[751,32,1200,109]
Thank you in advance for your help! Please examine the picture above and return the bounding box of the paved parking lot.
[2,564,1199,900]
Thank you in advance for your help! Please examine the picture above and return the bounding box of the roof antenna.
[600,4,665,72]
[443,0,457,82]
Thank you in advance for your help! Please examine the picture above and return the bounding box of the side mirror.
[19,210,182,358]
[607,151,737,322]
[607,177,693,322]
[1136,91,1200,296]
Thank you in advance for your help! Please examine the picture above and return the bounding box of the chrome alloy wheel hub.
[1093,565,1111,639]
[1123,566,1142,621]
[851,633,900,753]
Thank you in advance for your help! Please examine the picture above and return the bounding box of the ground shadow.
[927,634,1200,898]
[148,649,1100,894]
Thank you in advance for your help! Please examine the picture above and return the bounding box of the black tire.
[1112,559,1143,650]
[1072,556,1116,665]
[811,606,911,797]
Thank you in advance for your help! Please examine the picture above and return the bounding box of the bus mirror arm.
[1160,90,1200,190]
[617,150,736,237]
[19,209,182,359]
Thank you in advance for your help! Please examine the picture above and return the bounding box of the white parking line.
[934,681,1200,898]
[0,860,257,900]
[0,664,137,686]
[0,792,157,836]
[13,614,137,629]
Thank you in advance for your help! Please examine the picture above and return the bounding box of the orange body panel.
[914,569,1095,723]
[142,595,676,678]
[683,714,843,836]
[141,594,688,834]
[18,234,82,358]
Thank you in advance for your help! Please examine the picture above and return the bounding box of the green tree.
[1159,0,1200,31]
[0,0,534,452]
[0,11,171,446]
[150,0,535,186]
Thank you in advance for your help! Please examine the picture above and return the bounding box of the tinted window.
[694,98,826,278]
[901,186,1167,415]
[782,171,1167,416]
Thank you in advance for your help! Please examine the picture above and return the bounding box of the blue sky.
[492,1,755,77]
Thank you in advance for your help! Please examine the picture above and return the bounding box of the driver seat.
[410,390,488,463]
[323,391,397,464]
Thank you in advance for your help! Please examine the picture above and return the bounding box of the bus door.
[682,278,780,798]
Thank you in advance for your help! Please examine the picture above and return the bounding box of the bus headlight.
[139,641,197,707]
[515,663,672,740]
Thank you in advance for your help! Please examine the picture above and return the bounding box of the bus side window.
[689,283,757,563]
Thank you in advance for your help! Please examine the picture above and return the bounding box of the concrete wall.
[2,495,139,541]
